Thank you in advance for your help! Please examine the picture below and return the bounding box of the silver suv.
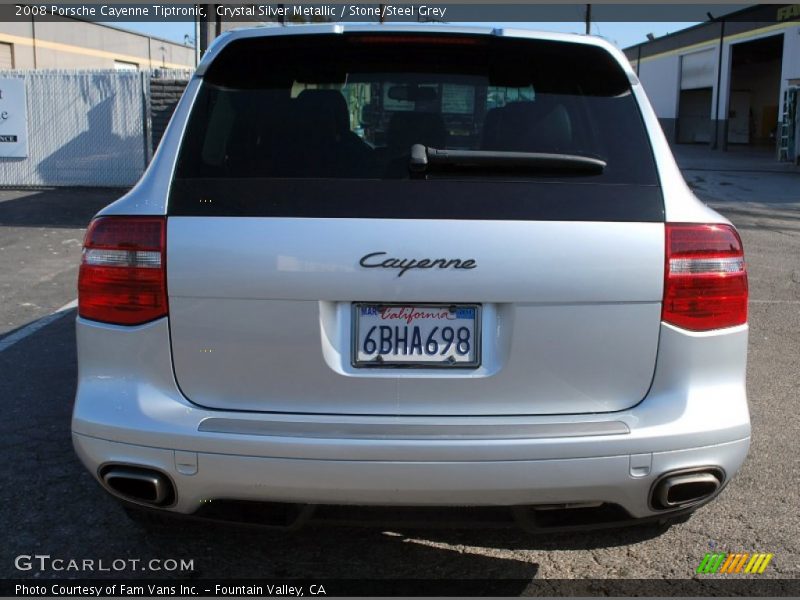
[72,25,750,530]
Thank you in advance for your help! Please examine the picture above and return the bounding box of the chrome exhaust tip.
[101,466,174,506]
[652,468,723,510]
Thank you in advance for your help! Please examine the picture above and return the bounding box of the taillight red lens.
[663,223,748,331]
[78,216,167,326]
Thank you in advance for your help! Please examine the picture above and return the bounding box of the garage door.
[678,88,713,143]
[0,43,13,69]
[681,48,715,90]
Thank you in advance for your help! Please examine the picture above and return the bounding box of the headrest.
[295,89,350,134]
[387,112,447,153]
[484,98,572,152]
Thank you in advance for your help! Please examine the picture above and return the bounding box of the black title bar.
[1,3,799,23]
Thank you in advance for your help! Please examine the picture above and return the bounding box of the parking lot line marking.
[0,299,78,353]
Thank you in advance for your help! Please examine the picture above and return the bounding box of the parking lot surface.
[1,149,799,590]
[0,188,117,336]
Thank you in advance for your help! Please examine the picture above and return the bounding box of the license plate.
[352,303,481,368]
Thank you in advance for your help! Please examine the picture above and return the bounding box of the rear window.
[170,33,663,221]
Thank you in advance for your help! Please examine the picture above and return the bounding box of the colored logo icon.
[697,552,774,574]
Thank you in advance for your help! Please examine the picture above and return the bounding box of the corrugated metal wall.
[0,69,190,187]
[150,77,190,150]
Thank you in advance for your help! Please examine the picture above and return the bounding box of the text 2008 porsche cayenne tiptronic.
[72,25,750,530]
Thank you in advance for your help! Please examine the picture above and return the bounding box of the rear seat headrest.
[483,98,573,152]
[387,112,447,153]
[295,89,351,135]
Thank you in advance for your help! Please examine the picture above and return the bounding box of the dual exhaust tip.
[651,468,723,510]
[101,466,174,507]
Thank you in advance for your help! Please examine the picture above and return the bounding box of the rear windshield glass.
[175,34,658,185]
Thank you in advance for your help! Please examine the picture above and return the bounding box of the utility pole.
[585,4,591,35]
[712,17,726,150]
[31,13,38,68]
[194,9,201,66]
[198,4,215,57]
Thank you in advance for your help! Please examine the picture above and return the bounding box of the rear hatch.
[166,32,665,416]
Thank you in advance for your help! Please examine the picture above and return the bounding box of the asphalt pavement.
[0,150,798,592]
[0,188,117,336]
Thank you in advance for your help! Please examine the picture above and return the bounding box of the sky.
[109,20,700,50]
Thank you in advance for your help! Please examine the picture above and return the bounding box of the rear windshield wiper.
[409,144,606,176]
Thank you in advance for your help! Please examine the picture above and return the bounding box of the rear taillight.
[78,216,167,326]
[662,223,748,331]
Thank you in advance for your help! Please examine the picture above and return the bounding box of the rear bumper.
[72,317,751,520]
[74,433,748,519]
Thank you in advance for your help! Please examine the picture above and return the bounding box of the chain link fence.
[0,69,191,188]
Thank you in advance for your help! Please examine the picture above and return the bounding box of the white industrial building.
[0,17,194,70]
[624,4,800,162]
